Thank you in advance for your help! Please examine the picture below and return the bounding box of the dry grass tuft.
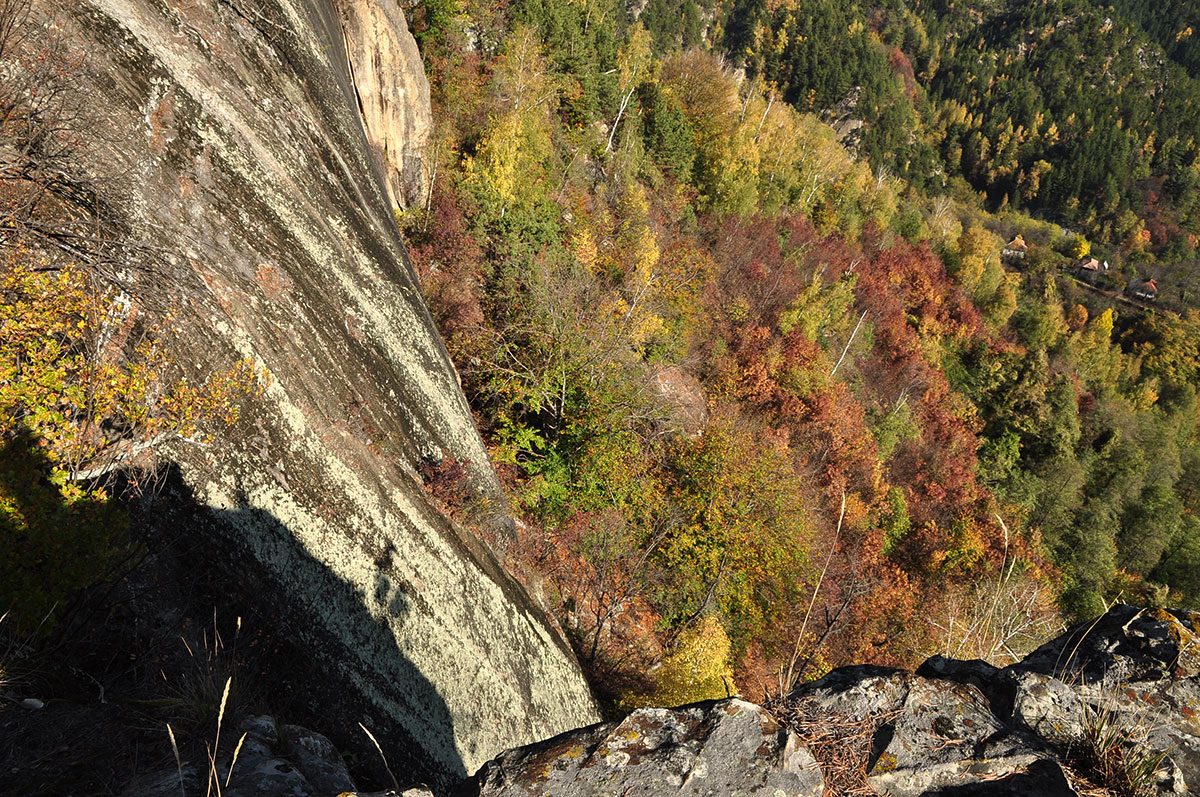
[1065,697,1170,797]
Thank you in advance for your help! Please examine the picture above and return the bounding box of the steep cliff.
[31,0,597,780]
[339,0,431,209]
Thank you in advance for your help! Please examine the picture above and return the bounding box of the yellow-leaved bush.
[0,247,264,632]
[621,616,737,710]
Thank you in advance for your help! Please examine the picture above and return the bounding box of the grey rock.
[1014,604,1200,683]
[222,715,344,796]
[459,607,1200,797]
[1009,671,1085,746]
[125,767,202,797]
[917,759,1076,796]
[1013,605,1200,790]
[279,723,357,794]
[324,789,433,797]
[916,656,1009,716]
[648,366,708,438]
[867,677,1055,797]
[124,717,347,797]
[37,0,599,784]
[468,698,824,796]
[225,757,313,797]
[790,665,912,719]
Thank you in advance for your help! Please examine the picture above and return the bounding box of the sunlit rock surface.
[39,0,598,782]
[339,0,431,209]
[466,699,824,797]
[465,606,1200,796]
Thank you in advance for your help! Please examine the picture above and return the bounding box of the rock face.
[340,0,432,209]
[648,366,708,438]
[466,605,1200,796]
[466,699,824,796]
[130,716,357,797]
[35,0,598,784]
[129,714,437,797]
[822,86,865,152]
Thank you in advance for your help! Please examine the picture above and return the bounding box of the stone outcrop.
[822,86,865,153]
[129,714,438,797]
[463,605,1200,796]
[340,0,432,209]
[465,699,824,796]
[34,0,598,784]
[130,716,356,797]
[648,365,708,438]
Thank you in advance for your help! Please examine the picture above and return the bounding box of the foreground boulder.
[464,605,1200,796]
[466,699,823,796]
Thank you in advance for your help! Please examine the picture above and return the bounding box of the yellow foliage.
[618,22,654,92]
[1067,303,1089,331]
[0,247,264,631]
[661,50,739,148]
[468,110,552,211]
[573,228,599,275]
[626,616,737,709]
[1,252,263,476]
[631,226,660,286]
[464,25,556,215]
[1089,307,1115,342]
[953,224,1000,293]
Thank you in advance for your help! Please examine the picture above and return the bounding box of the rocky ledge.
[461,604,1200,796]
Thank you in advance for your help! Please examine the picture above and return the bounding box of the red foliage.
[701,221,1018,666]
[854,237,987,531]
[404,180,486,347]
[888,47,919,101]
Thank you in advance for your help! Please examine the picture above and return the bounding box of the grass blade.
[359,722,399,791]
[224,731,247,788]
[167,723,186,797]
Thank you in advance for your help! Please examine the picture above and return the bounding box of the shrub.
[0,250,262,631]
[622,616,736,709]
[1071,695,1170,797]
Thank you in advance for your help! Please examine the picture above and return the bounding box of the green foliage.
[1118,484,1182,576]
[640,0,710,51]
[869,400,918,463]
[0,437,125,634]
[721,0,932,186]
[512,0,619,123]
[1151,517,1200,608]
[659,416,812,646]
[637,83,696,181]
[405,0,463,56]
[413,0,1200,683]
[880,487,912,556]
[717,0,1200,255]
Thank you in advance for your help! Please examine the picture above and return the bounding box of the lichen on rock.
[37,0,598,784]
[465,605,1200,796]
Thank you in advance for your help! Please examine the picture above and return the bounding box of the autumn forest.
[400,0,1200,709]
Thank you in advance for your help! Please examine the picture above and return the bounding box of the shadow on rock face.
[168,471,468,789]
[0,458,462,794]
